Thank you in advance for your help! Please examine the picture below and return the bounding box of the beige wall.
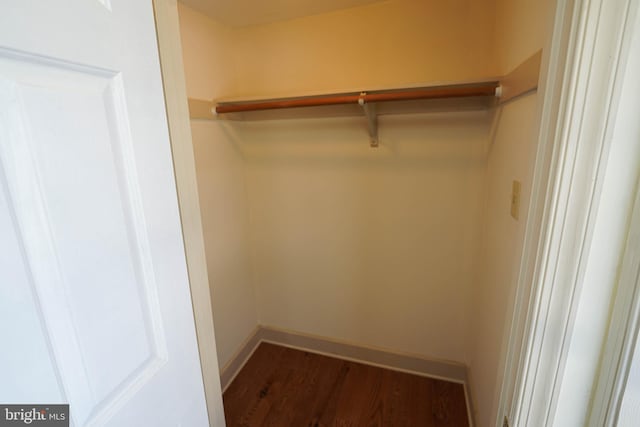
[178,4,237,100]
[178,0,499,367]
[240,112,489,362]
[467,0,553,425]
[177,3,258,370]
[177,1,551,425]
[227,0,497,364]
[231,0,498,98]
[495,0,551,73]
[469,96,539,426]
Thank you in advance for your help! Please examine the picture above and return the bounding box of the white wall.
[177,3,258,370]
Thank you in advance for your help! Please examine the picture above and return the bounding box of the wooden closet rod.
[216,82,500,114]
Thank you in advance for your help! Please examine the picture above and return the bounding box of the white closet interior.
[175,0,552,425]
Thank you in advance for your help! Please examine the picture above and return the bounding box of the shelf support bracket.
[358,93,378,147]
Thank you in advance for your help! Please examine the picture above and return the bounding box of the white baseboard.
[219,326,262,392]
[219,325,475,426]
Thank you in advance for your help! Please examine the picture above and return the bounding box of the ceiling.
[179,0,386,27]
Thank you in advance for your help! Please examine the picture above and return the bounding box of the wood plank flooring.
[223,343,470,427]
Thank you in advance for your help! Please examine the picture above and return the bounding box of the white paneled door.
[0,1,209,426]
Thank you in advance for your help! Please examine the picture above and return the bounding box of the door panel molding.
[0,49,174,426]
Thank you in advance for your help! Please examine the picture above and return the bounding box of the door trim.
[497,0,640,425]
[152,1,226,426]
[590,184,640,426]
[585,5,640,424]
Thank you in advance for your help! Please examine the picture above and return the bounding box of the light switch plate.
[511,180,522,220]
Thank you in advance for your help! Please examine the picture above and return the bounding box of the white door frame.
[590,182,640,426]
[497,0,640,425]
[152,1,226,427]
[583,4,640,425]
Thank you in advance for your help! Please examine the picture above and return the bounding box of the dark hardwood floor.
[223,343,470,427]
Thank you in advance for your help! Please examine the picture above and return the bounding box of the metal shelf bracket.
[359,93,378,148]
